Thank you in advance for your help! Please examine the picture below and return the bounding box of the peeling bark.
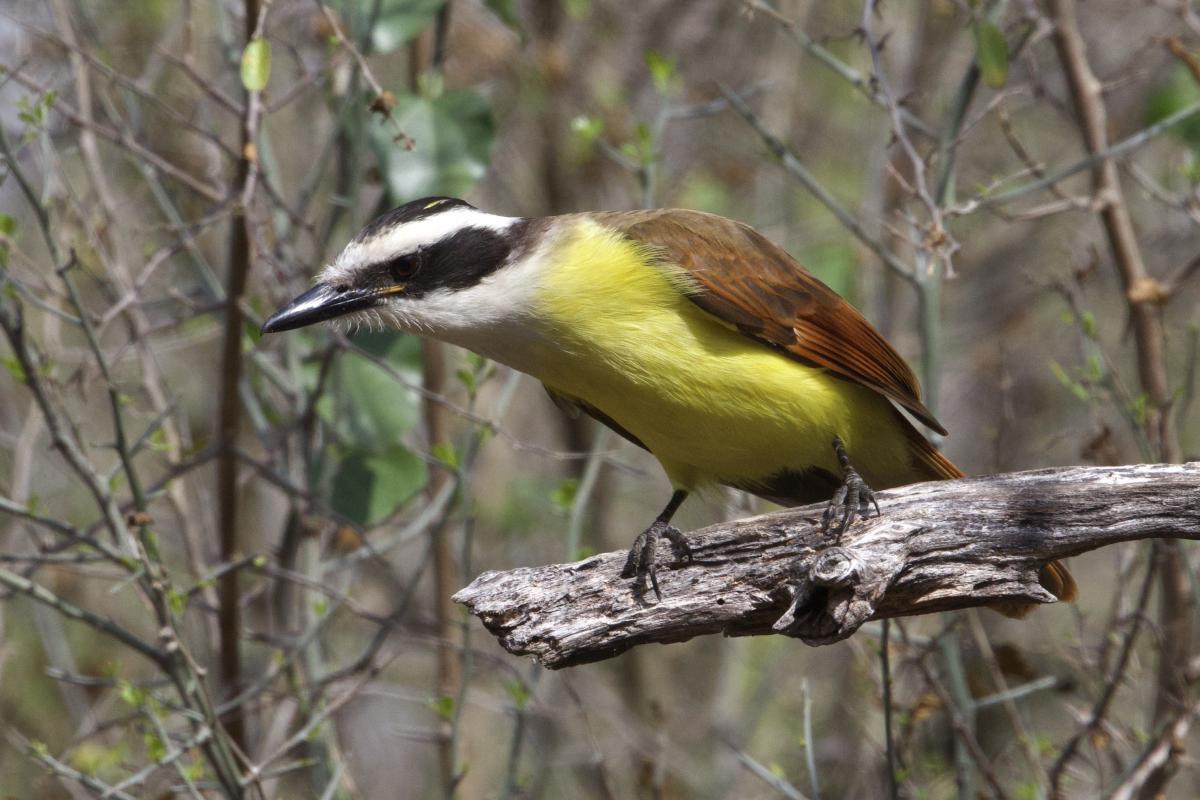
[454,464,1200,668]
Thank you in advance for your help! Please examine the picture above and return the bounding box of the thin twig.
[1047,554,1158,797]
[721,84,917,283]
[743,0,936,140]
[0,566,165,664]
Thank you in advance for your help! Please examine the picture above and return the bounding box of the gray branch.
[454,464,1200,669]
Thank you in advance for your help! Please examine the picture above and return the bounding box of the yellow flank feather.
[530,219,918,494]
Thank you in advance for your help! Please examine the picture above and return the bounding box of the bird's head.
[262,197,530,337]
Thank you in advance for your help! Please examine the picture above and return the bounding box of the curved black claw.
[820,436,881,535]
[620,520,693,600]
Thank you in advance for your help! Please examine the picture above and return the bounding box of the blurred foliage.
[971,20,1008,89]
[0,0,1198,798]
[371,84,495,199]
[370,0,446,53]
[1147,64,1200,154]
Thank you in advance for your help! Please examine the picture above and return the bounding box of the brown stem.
[1047,5,1190,794]
[406,7,462,792]
[1048,0,1176,461]
[423,339,462,795]
[216,0,265,754]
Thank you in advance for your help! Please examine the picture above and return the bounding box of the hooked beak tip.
[261,282,381,334]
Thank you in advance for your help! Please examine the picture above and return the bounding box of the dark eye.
[387,252,421,282]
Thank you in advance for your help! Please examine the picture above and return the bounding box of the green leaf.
[550,478,578,513]
[0,213,15,269]
[456,367,477,397]
[240,38,272,93]
[645,50,677,95]
[570,115,604,146]
[1048,360,1089,402]
[430,694,455,720]
[504,679,530,710]
[166,588,186,616]
[371,88,495,200]
[118,680,145,708]
[1,355,26,383]
[431,441,459,469]
[147,428,170,453]
[144,730,167,762]
[316,337,422,450]
[1078,310,1096,339]
[972,20,1008,89]
[331,446,427,526]
[243,317,262,347]
[1128,393,1148,426]
[17,91,56,143]
[69,741,127,777]
[1146,65,1200,151]
[371,0,446,54]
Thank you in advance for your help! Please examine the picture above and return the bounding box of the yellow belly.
[529,220,917,493]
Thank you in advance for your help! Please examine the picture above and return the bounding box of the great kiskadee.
[263,197,1075,605]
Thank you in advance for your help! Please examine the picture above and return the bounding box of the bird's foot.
[620,520,693,600]
[821,436,881,535]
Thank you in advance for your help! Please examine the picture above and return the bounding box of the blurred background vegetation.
[0,0,1198,797]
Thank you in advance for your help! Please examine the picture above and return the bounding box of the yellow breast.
[529,219,914,492]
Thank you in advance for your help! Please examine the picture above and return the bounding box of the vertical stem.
[939,628,977,800]
[424,339,463,797]
[1047,0,1176,461]
[404,2,462,792]
[1046,6,1188,796]
[565,428,613,561]
[216,0,263,753]
[880,619,898,800]
[915,265,942,419]
[802,679,821,800]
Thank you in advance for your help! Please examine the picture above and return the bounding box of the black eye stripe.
[354,220,530,299]
[386,251,422,281]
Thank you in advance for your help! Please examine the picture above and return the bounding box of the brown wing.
[598,209,947,435]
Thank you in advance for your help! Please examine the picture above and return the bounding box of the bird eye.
[387,253,421,283]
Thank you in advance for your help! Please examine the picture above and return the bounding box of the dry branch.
[454,464,1200,669]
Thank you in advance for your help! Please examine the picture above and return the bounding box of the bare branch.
[722,85,917,283]
[455,464,1199,669]
[0,566,166,665]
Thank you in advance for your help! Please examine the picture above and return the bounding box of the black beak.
[261,283,382,334]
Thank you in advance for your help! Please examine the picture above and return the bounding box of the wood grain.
[454,464,1200,668]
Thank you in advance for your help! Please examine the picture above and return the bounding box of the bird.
[262,196,1076,606]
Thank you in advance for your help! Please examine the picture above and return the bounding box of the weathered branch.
[455,464,1199,669]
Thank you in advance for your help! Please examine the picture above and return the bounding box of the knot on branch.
[773,545,900,645]
[809,546,861,587]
